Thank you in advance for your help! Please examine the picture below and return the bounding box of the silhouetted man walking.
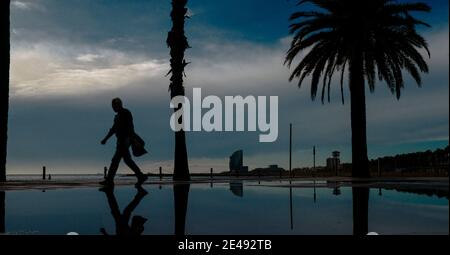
[100,98,148,187]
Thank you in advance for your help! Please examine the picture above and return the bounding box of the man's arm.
[101,121,116,145]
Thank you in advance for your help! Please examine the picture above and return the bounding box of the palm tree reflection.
[352,187,369,236]
[174,184,190,235]
[0,191,4,234]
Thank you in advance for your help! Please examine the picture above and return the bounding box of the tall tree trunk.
[167,0,190,181]
[349,48,370,178]
[0,0,10,183]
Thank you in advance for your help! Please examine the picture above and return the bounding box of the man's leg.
[123,148,144,178]
[106,147,123,181]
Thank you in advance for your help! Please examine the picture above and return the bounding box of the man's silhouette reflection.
[174,184,190,236]
[352,187,369,236]
[100,186,148,236]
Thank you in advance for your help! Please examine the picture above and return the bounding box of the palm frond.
[285,0,431,102]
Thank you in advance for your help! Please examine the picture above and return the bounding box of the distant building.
[229,150,249,174]
[327,151,341,172]
[332,151,340,158]
[252,165,286,176]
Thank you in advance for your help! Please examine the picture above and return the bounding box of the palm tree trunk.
[0,0,10,183]
[349,49,370,178]
[167,0,190,181]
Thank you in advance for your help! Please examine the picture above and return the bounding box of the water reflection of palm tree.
[100,187,148,236]
[352,187,369,236]
[0,191,5,233]
[174,184,190,235]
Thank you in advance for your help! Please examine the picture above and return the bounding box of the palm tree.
[167,0,191,181]
[285,0,430,177]
[0,0,10,182]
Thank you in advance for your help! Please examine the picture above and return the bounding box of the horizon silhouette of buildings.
[229,150,249,174]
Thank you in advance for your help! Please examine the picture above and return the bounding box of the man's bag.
[130,133,148,157]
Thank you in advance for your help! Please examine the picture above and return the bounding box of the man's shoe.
[135,175,149,187]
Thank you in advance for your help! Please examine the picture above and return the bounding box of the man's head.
[111,98,123,113]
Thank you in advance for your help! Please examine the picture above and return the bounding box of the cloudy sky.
[8,0,449,174]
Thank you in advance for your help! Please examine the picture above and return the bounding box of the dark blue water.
[1,182,448,235]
